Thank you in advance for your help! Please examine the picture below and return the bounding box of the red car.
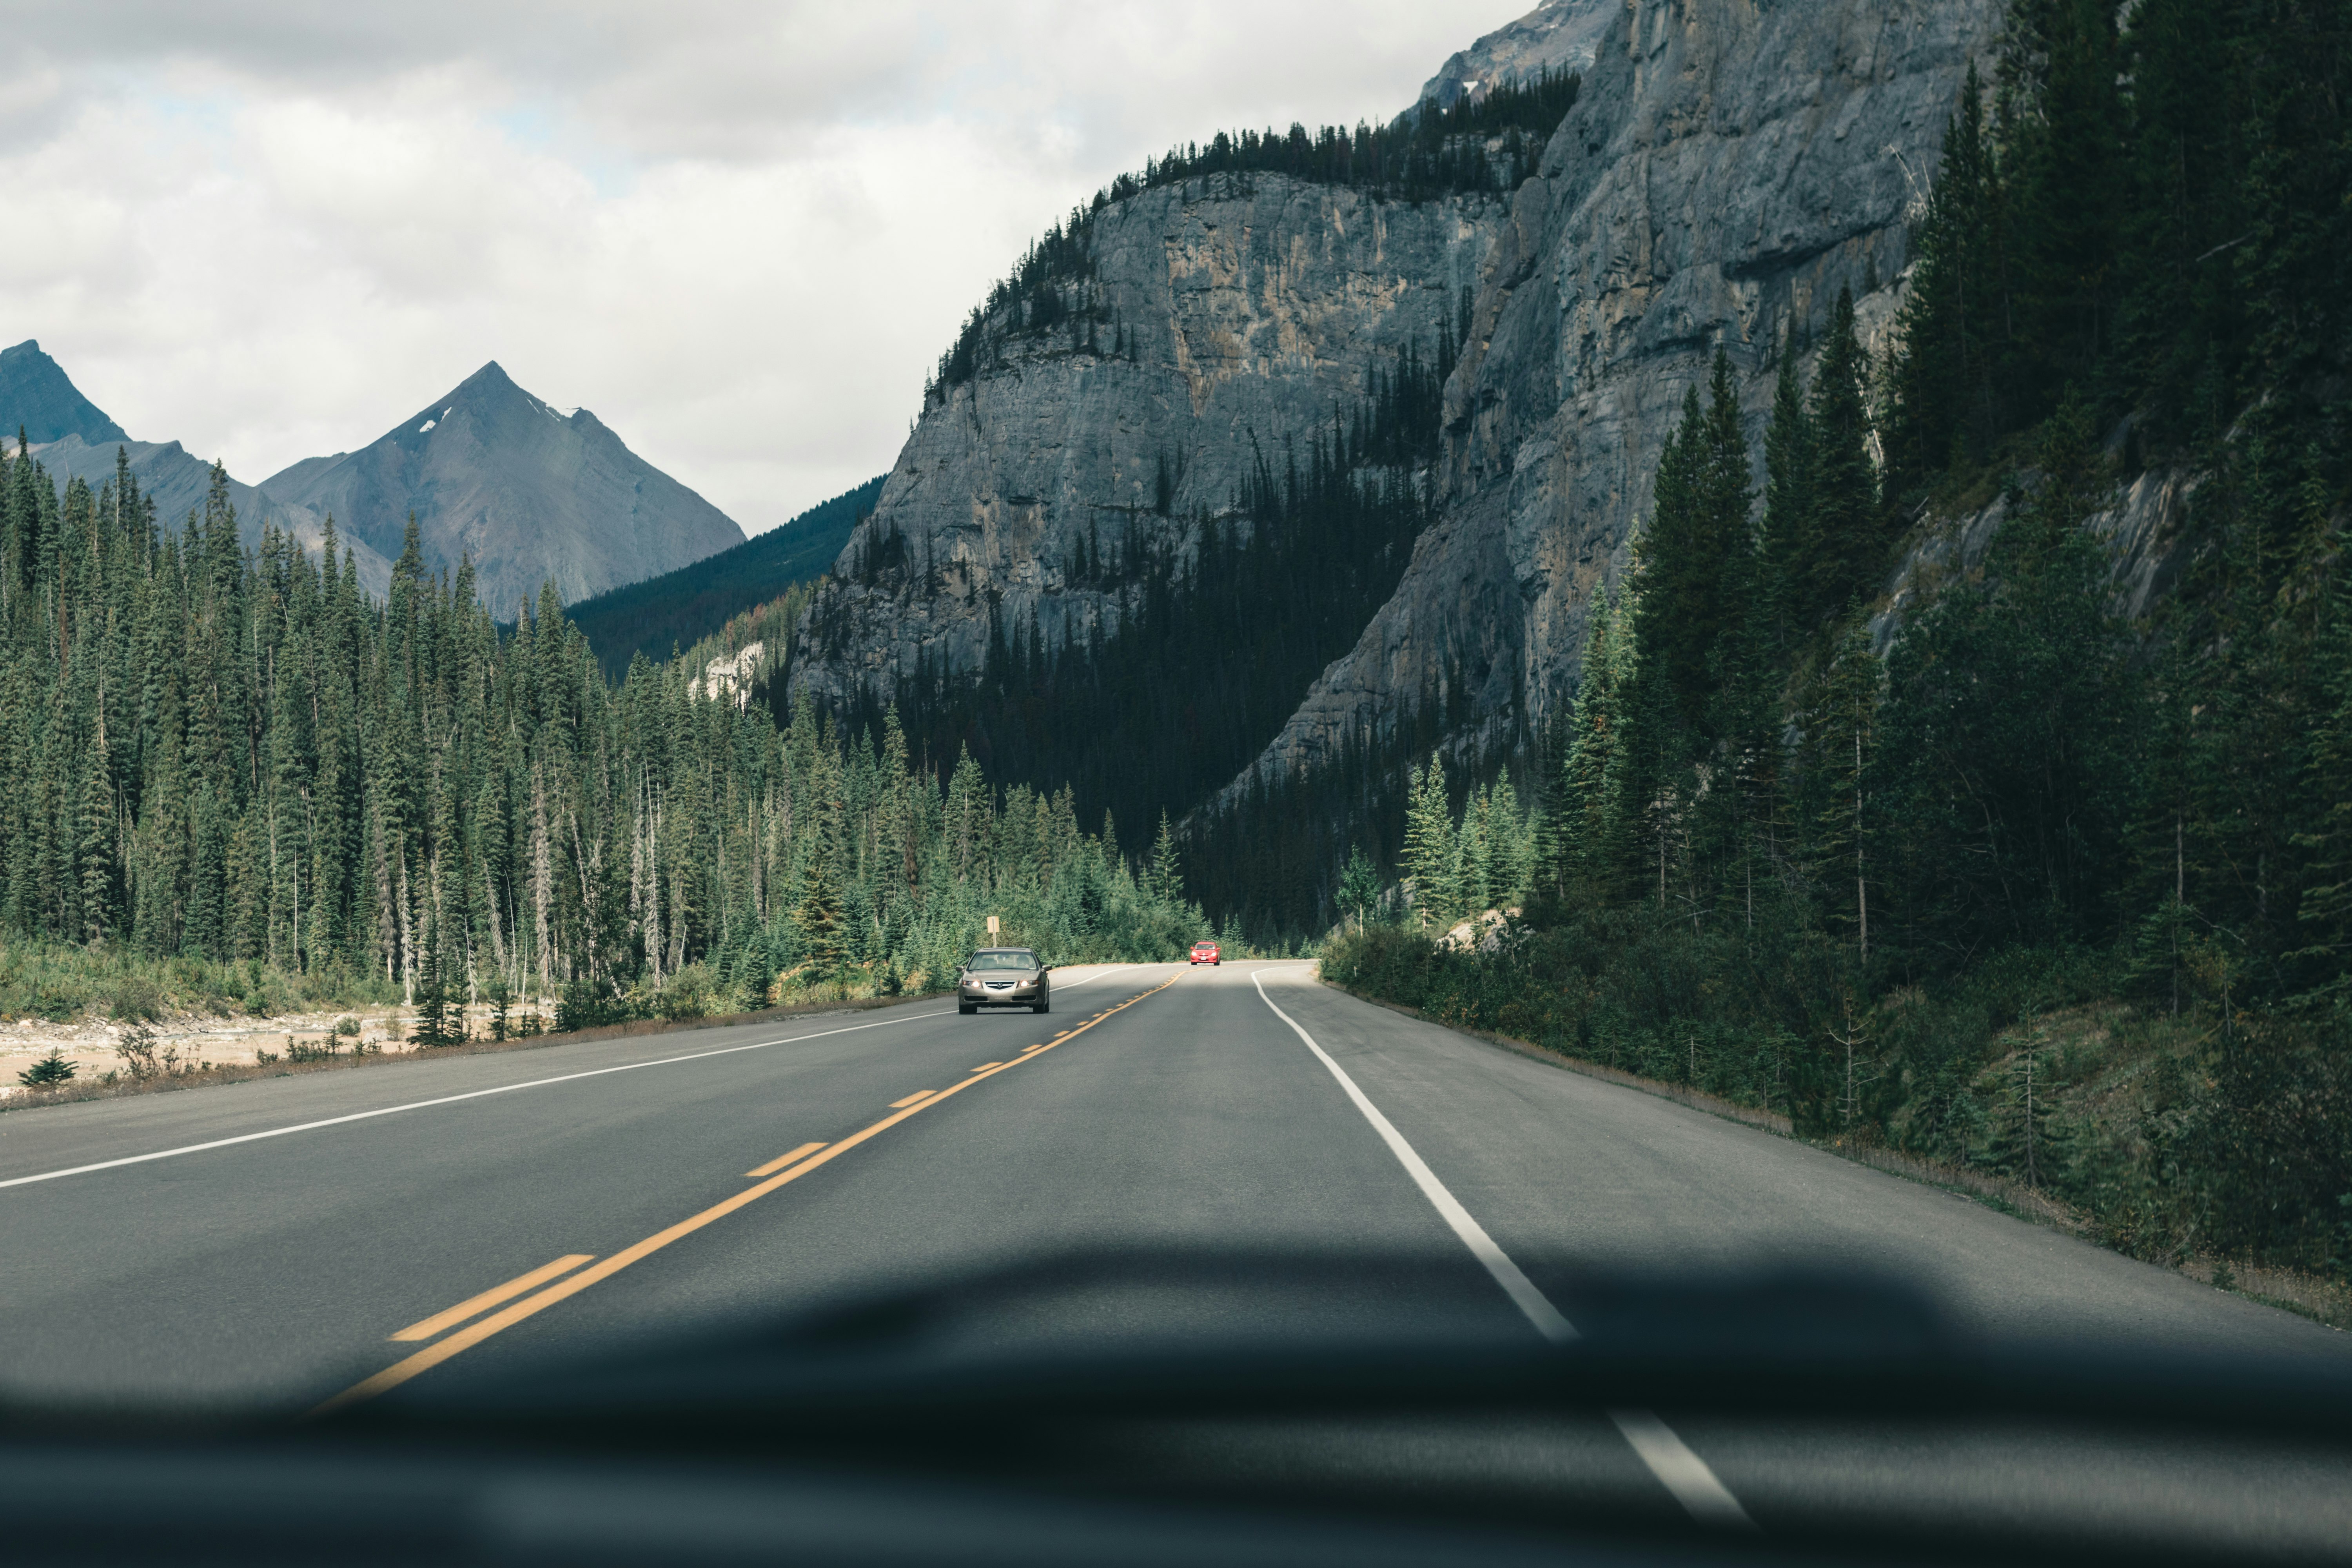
[1189,941,1221,966]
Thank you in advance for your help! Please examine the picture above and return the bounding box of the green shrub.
[107,973,165,1022]
[16,1047,76,1087]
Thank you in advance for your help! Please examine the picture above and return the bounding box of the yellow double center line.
[315,973,1181,1414]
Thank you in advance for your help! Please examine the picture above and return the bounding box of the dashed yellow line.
[390,1254,593,1342]
[314,971,1183,1415]
[745,1141,828,1179]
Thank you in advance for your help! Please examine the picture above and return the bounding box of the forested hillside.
[570,474,883,679]
[0,449,1202,1030]
[925,69,1574,399]
[1325,0,2352,1282]
[848,343,1452,861]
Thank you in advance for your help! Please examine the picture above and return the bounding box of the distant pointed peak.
[457,361,520,394]
[0,340,129,446]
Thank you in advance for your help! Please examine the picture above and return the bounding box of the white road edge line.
[1249,966,1572,1341]
[1609,1410,1757,1531]
[1250,964,1756,1533]
[0,964,1158,1193]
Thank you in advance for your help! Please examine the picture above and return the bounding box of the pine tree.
[1558,584,1633,892]
[409,903,457,1046]
[1149,809,1182,904]
[1401,760,1452,927]
[1889,62,2004,493]
[1806,287,1880,619]
[1636,350,1755,742]
[1337,844,1381,930]
[76,706,118,944]
[2004,0,2125,413]
[2294,549,2352,992]
[1758,337,1814,651]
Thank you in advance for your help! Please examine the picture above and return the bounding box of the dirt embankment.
[0,1001,549,1101]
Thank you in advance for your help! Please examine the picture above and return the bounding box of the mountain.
[1416,0,1616,113]
[570,474,884,679]
[0,339,399,593]
[785,0,1999,853]
[30,434,398,594]
[260,361,744,613]
[1245,0,2000,793]
[786,162,1501,827]
[0,339,128,446]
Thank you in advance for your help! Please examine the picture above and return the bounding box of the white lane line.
[1250,965,1756,1532]
[1,965,1168,1194]
[0,1010,956,1191]
[1609,1410,1756,1530]
[1250,967,1573,1341]
[1053,965,1133,991]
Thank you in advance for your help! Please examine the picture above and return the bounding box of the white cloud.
[0,2,1531,533]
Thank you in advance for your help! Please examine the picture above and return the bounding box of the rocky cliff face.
[790,177,1500,708]
[1228,0,2002,796]
[1418,0,1618,111]
[1869,465,2200,661]
[789,0,2004,817]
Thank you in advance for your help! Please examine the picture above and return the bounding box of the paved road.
[4,960,2346,1547]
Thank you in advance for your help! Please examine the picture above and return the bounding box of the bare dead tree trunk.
[1855,730,1869,967]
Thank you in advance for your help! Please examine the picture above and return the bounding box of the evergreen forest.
[1321,0,2352,1284]
[568,474,885,680]
[0,453,1205,1029]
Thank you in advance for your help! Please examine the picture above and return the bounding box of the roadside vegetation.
[0,941,396,1025]
[0,465,1210,1055]
[1324,0,2352,1291]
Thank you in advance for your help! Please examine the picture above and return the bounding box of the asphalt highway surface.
[4,961,2348,1553]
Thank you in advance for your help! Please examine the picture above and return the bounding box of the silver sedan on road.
[956,949,1050,1014]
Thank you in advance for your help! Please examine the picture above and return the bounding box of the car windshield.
[6,0,2351,1560]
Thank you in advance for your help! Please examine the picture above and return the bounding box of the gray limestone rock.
[791,0,2006,819]
[1869,465,2201,659]
[1224,0,2003,799]
[1418,0,1618,111]
[790,176,1501,710]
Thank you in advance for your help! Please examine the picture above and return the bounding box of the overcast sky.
[0,2,1530,535]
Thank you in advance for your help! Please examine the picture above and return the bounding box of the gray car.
[956,949,1050,1014]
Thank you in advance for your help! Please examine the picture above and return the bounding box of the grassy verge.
[0,942,397,1025]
